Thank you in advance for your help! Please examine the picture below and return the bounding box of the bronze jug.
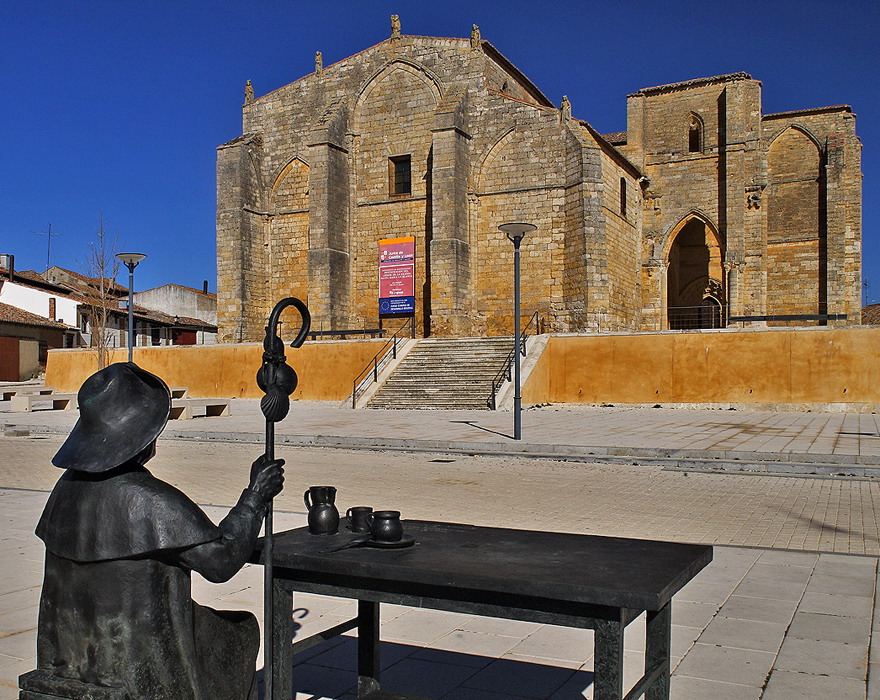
[303,486,339,535]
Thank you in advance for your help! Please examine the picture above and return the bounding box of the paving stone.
[798,591,874,618]
[379,657,481,698]
[788,611,871,644]
[669,675,761,700]
[762,669,866,699]
[697,616,787,652]
[506,625,595,664]
[732,577,807,601]
[805,572,877,597]
[774,637,868,680]
[717,595,798,624]
[380,609,474,645]
[459,657,575,698]
[673,643,774,687]
[428,629,523,660]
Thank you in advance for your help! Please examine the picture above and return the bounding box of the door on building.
[172,329,197,345]
[666,216,725,329]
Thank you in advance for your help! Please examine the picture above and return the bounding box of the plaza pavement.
[1,398,879,698]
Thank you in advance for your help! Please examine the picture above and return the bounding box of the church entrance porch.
[665,216,725,330]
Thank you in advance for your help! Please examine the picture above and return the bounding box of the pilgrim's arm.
[178,488,267,582]
[177,456,284,582]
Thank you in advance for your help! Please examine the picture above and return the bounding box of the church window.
[688,114,703,153]
[389,155,412,195]
[619,177,627,217]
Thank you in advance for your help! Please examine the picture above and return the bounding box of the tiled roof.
[601,131,627,145]
[862,304,880,325]
[0,269,73,295]
[44,266,128,294]
[141,282,217,298]
[629,72,753,97]
[763,105,852,120]
[0,302,72,330]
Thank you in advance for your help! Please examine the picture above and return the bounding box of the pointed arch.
[270,157,310,211]
[476,126,561,193]
[474,127,516,192]
[765,124,826,323]
[688,112,704,153]
[664,213,726,329]
[767,122,822,151]
[353,59,442,131]
[660,210,722,261]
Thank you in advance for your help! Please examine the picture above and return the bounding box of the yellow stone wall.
[45,340,387,401]
[522,328,880,405]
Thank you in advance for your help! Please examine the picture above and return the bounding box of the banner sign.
[378,236,415,315]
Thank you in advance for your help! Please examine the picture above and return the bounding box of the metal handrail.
[350,317,413,408]
[487,311,539,410]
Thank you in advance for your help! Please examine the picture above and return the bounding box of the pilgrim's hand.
[249,455,285,500]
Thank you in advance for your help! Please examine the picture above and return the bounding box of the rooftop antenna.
[35,223,62,272]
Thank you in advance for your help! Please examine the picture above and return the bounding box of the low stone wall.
[522,327,880,407]
[46,340,387,401]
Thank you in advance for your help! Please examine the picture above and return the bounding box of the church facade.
[216,21,862,343]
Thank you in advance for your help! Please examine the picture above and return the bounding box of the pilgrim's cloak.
[35,463,265,699]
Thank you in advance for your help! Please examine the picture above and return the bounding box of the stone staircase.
[367,337,514,410]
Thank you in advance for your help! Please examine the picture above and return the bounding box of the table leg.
[357,600,380,698]
[645,603,671,700]
[594,616,624,700]
[271,582,293,700]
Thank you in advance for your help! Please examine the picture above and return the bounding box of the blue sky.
[1,0,877,302]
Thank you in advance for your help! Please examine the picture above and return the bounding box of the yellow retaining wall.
[522,327,880,405]
[46,340,388,401]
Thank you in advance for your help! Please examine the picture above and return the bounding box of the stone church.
[216,19,862,343]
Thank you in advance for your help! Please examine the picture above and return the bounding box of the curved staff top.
[256,297,311,423]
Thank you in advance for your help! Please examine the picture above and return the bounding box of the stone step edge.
[12,423,877,468]
[13,424,876,473]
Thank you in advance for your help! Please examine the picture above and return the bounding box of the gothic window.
[389,155,412,195]
[688,114,703,153]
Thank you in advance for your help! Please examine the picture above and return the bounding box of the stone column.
[307,122,350,330]
[216,134,267,343]
[429,88,472,336]
[824,120,862,325]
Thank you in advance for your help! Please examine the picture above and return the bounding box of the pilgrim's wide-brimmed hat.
[52,363,172,472]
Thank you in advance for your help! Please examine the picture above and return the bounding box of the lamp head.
[116,252,147,270]
[499,222,536,245]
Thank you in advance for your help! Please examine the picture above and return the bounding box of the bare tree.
[80,213,121,368]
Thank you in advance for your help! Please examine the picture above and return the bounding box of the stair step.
[366,337,518,410]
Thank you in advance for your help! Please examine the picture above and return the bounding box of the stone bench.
[19,669,127,699]
[10,393,77,412]
[170,398,231,420]
[1,387,55,401]
[170,386,188,399]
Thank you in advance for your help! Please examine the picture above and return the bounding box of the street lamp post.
[499,222,536,440]
[115,253,147,363]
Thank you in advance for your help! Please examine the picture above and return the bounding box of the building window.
[151,327,162,346]
[619,177,627,217]
[389,155,412,195]
[688,114,703,153]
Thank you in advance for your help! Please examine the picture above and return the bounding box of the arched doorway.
[666,216,725,329]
